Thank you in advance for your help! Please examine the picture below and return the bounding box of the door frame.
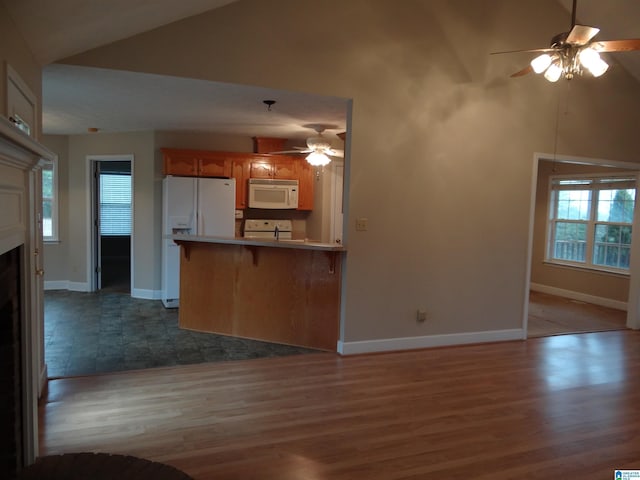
[86,154,134,293]
[523,152,640,336]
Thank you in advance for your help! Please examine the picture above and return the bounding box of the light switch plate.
[356,218,368,231]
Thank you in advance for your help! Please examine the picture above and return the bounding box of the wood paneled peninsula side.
[171,235,345,351]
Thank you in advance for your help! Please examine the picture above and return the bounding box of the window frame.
[546,172,637,275]
[42,156,59,243]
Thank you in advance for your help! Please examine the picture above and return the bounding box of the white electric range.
[243,219,293,240]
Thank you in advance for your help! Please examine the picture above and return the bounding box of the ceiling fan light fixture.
[588,57,609,77]
[531,53,553,74]
[306,136,332,151]
[306,151,331,167]
[579,47,609,77]
[544,61,563,82]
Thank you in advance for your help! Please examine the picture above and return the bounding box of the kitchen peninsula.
[171,235,345,351]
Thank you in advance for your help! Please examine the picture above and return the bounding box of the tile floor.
[44,290,319,378]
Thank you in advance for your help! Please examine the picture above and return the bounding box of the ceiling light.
[531,47,610,82]
[306,151,331,167]
[531,54,553,74]
[579,47,609,77]
[543,61,563,82]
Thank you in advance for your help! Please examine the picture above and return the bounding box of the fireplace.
[0,247,23,477]
[1,116,55,477]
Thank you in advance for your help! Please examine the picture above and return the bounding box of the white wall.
[59,0,640,349]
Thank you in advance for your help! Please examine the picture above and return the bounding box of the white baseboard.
[530,283,627,311]
[44,280,68,290]
[67,281,90,292]
[337,329,525,355]
[44,281,89,292]
[132,288,161,300]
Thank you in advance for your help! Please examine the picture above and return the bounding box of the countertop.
[168,234,346,252]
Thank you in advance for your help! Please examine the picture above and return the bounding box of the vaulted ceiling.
[3,0,639,139]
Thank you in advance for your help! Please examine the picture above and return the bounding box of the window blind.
[100,174,131,236]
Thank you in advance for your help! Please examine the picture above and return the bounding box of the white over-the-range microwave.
[248,178,299,209]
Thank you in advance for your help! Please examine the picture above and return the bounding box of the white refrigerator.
[161,176,236,308]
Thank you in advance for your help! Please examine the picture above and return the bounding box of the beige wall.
[41,135,70,281]
[0,1,41,137]
[56,132,157,293]
[56,0,640,344]
[531,160,633,303]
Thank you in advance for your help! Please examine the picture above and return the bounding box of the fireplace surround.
[0,246,22,474]
[0,116,55,478]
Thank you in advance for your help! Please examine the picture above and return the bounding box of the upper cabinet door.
[249,160,273,178]
[273,157,297,179]
[199,154,232,178]
[296,160,314,211]
[162,149,198,176]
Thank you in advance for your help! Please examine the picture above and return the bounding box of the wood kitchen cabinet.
[249,156,296,180]
[249,159,273,179]
[162,148,232,178]
[296,160,314,211]
[162,148,314,210]
[273,157,296,179]
[199,154,232,177]
[162,149,198,176]
[232,159,250,209]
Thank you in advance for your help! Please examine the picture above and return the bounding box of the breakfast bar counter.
[170,235,345,351]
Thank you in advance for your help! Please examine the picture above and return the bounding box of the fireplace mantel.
[0,116,54,255]
[0,115,54,471]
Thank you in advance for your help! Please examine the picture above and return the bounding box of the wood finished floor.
[40,330,640,479]
[528,291,627,338]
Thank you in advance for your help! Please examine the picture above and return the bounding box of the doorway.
[89,156,133,293]
[525,154,640,337]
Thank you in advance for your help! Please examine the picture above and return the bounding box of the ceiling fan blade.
[269,149,311,155]
[592,39,640,52]
[566,24,600,45]
[510,65,534,78]
[324,148,344,158]
[490,47,555,55]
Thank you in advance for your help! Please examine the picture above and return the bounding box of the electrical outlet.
[356,218,368,231]
[416,309,427,322]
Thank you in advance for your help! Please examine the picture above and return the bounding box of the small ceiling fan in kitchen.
[491,0,640,82]
[270,124,344,166]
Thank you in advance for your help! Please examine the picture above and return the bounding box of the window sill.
[543,260,630,278]
[44,239,60,245]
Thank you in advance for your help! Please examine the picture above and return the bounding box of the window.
[42,159,58,241]
[547,174,636,273]
[99,173,131,235]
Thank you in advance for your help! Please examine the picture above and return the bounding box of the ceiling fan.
[492,0,640,81]
[271,125,344,166]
